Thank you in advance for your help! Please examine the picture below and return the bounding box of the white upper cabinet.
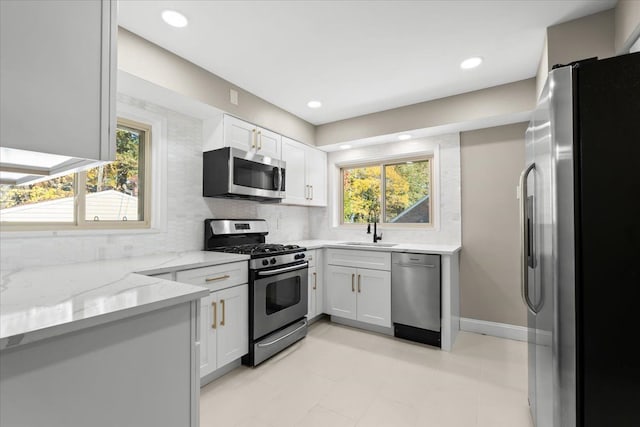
[223,115,281,159]
[0,0,116,185]
[281,137,308,205]
[281,136,327,206]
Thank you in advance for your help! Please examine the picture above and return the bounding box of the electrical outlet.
[229,88,238,105]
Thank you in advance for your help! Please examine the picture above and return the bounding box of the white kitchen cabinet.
[223,115,281,159]
[355,268,391,327]
[326,249,392,328]
[307,250,324,320]
[215,284,249,367]
[200,293,217,375]
[326,265,391,327]
[0,0,117,184]
[199,284,248,378]
[175,261,249,379]
[326,265,357,320]
[281,136,327,206]
[306,146,327,206]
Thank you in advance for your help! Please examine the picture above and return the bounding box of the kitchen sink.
[341,242,398,247]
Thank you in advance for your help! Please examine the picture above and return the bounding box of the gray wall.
[459,123,527,327]
[614,0,640,54]
[117,28,316,146]
[314,79,535,146]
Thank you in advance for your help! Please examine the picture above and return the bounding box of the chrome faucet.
[366,210,383,243]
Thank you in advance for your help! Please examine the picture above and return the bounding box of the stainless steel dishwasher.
[392,253,441,347]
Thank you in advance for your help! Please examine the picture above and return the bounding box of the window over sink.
[0,118,151,230]
[341,157,433,226]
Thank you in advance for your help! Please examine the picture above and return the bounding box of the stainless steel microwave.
[203,147,286,201]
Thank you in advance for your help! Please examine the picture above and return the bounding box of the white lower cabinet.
[326,265,391,328]
[199,284,248,378]
[174,261,249,380]
[307,250,324,320]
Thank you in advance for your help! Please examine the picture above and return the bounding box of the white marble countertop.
[0,251,249,351]
[290,239,461,255]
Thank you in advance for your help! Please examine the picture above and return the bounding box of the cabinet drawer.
[175,262,248,291]
[327,249,391,271]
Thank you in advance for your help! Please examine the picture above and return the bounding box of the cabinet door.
[256,127,281,160]
[308,266,318,319]
[0,0,115,161]
[281,137,308,205]
[216,284,249,368]
[325,265,357,320]
[356,269,391,327]
[315,250,325,315]
[224,115,257,152]
[306,147,327,207]
[200,293,217,378]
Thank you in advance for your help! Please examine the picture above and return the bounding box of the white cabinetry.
[0,0,117,184]
[307,250,324,320]
[326,250,391,328]
[175,261,249,379]
[223,115,281,159]
[281,136,327,206]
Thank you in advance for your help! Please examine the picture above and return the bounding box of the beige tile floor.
[200,319,534,427]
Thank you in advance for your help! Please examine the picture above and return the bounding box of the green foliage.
[342,160,430,224]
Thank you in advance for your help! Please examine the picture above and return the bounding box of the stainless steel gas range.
[204,219,308,366]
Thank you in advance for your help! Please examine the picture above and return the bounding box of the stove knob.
[270,258,277,265]
[299,253,306,259]
[262,259,269,266]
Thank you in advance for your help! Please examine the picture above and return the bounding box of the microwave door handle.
[272,167,282,190]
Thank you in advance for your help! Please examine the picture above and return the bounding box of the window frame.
[0,117,152,231]
[339,154,434,228]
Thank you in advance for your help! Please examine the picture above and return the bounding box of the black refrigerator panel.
[574,52,640,426]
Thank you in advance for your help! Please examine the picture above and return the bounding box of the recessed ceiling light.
[162,10,188,28]
[307,100,322,109]
[460,56,483,70]
[339,144,351,150]
[398,134,412,141]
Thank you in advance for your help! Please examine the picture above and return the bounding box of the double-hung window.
[0,118,151,230]
[341,157,433,226]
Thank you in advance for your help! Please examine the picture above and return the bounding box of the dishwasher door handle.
[394,263,436,268]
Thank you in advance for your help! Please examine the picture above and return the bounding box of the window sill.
[0,226,165,240]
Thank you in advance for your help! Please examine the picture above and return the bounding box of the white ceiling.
[118,0,616,125]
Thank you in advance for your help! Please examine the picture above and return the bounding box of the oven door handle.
[257,262,309,276]
[257,320,308,348]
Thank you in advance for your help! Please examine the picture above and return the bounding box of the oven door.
[252,263,308,340]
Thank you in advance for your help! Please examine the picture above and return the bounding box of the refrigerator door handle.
[520,163,540,314]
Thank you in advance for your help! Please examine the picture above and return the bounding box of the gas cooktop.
[213,243,304,258]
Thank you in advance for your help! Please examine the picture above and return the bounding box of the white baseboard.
[460,317,528,342]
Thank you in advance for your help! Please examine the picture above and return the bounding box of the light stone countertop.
[289,239,462,255]
[0,251,249,351]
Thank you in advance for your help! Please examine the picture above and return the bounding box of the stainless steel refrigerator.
[521,52,639,427]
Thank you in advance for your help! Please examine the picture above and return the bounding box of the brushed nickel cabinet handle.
[205,274,230,282]
[251,128,256,149]
[310,185,313,200]
[313,272,317,290]
[220,299,226,326]
[212,301,217,329]
[351,273,355,292]
[357,274,361,293]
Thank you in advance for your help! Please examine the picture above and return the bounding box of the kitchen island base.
[0,301,200,427]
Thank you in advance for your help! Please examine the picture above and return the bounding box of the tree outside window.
[342,158,432,225]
